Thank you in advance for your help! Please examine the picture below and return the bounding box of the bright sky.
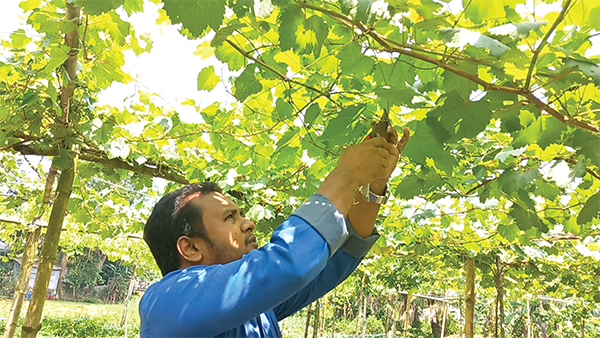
[0,0,234,122]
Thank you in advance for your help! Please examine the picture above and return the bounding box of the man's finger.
[397,127,410,153]
[386,126,398,145]
[365,136,389,147]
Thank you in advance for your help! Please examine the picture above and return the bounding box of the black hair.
[143,182,222,276]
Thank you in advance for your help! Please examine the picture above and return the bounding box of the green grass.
[0,296,141,338]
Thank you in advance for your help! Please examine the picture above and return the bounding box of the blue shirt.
[140,194,379,337]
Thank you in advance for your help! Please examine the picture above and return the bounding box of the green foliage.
[39,316,139,338]
[64,250,104,299]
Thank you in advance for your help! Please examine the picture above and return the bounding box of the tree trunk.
[313,298,320,338]
[465,256,475,338]
[21,158,77,338]
[55,253,68,300]
[355,271,366,338]
[304,303,313,338]
[3,166,57,338]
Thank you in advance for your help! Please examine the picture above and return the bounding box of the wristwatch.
[357,184,389,205]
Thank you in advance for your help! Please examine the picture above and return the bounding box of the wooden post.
[440,301,448,338]
[304,303,313,338]
[361,295,368,338]
[355,271,366,338]
[465,256,475,338]
[313,298,320,338]
[331,290,337,338]
[527,299,533,338]
[539,299,547,338]
[403,294,410,338]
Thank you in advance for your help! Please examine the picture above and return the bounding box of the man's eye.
[226,213,234,220]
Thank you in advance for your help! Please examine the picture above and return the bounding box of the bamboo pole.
[313,298,320,338]
[441,300,448,338]
[465,257,475,338]
[361,295,368,338]
[21,156,77,338]
[331,291,337,338]
[526,299,531,338]
[403,294,410,338]
[355,271,366,338]
[304,303,313,338]
[3,168,57,338]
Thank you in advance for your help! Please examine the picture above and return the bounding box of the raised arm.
[347,127,409,237]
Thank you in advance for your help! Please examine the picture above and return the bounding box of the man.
[140,127,409,337]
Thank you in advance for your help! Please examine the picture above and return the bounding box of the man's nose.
[241,218,255,232]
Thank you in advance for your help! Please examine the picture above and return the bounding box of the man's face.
[190,191,257,265]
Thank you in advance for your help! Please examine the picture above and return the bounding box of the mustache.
[245,235,256,246]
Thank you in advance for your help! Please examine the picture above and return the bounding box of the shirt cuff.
[293,194,349,257]
[340,218,380,259]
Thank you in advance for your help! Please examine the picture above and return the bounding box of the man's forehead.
[190,191,236,209]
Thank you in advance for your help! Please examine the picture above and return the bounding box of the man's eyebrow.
[222,207,239,217]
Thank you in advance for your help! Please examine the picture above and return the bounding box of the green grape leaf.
[577,192,600,225]
[278,4,304,51]
[488,22,546,39]
[510,203,539,231]
[123,0,144,15]
[320,105,368,146]
[499,169,538,195]
[337,43,376,77]
[211,23,248,47]
[402,119,456,173]
[162,0,225,37]
[439,28,510,56]
[498,223,519,242]
[45,46,70,74]
[428,92,493,141]
[566,131,600,167]
[276,98,293,121]
[303,15,328,57]
[356,0,374,24]
[462,0,521,24]
[197,66,220,91]
[76,0,124,15]
[53,149,73,170]
[234,64,262,101]
[564,57,600,85]
[304,103,320,125]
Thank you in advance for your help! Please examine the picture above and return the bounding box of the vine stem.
[298,1,599,133]
[524,0,574,89]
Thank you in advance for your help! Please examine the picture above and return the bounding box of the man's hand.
[371,126,409,193]
[316,137,399,215]
[347,126,409,238]
[334,137,399,188]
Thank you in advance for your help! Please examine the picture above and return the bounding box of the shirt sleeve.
[140,194,350,338]
[272,220,379,320]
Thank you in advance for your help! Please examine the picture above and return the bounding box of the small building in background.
[13,258,62,298]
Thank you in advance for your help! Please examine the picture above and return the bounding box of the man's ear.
[176,236,205,266]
